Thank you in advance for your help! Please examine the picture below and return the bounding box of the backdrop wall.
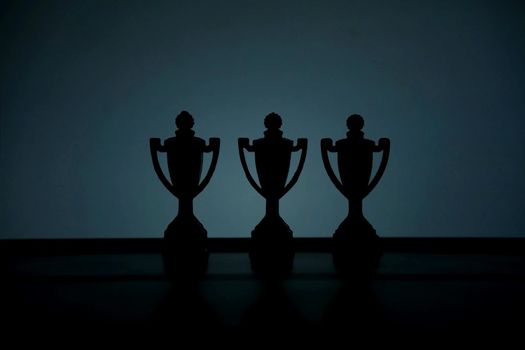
[1,0,524,238]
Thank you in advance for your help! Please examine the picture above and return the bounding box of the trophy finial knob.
[176,110,195,131]
[264,112,282,130]
[346,114,364,132]
[346,114,365,136]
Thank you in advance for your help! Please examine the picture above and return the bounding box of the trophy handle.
[149,138,179,198]
[195,137,220,197]
[238,138,264,197]
[364,138,390,197]
[321,138,347,197]
[282,138,308,197]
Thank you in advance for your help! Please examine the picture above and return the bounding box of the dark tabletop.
[2,238,524,344]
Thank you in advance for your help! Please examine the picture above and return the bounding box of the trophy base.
[332,216,382,274]
[164,215,208,244]
[333,215,379,242]
[163,214,208,277]
[251,215,293,241]
[250,215,294,277]
[164,214,207,250]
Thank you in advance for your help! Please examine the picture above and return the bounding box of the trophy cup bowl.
[254,137,291,197]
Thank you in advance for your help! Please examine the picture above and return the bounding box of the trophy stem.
[178,197,194,218]
[265,197,280,218]
[348,197,364,220]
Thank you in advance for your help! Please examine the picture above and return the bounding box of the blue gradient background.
[1,0,524,238]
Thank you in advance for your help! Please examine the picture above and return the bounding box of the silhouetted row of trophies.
[150,111,390,272]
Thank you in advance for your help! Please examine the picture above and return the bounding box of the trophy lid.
[347,114,364,138]
[175,110,195,137]
[264,112,283,138]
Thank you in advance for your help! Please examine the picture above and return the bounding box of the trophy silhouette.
[239,113,307,273]
[321,114,390,248]
[150,111,219,255]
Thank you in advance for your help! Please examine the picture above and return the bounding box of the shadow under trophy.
[150,111,219,269]
[239,113,307,274]
[321,114,389,267]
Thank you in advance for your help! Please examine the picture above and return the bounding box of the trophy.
[150,111,220,256]
[321,114,390,248]
[239,113,307,272]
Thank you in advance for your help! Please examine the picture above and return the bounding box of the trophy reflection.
[321,114,390,249]
[239,113,307,273]
[150,111,219,257]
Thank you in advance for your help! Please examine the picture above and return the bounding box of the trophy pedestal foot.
[251,215,293,241]
[250,216,294,277]
[332,216,382,275]
[333,215,379,242]
[164,214,208,243]
[163,214,208,276]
